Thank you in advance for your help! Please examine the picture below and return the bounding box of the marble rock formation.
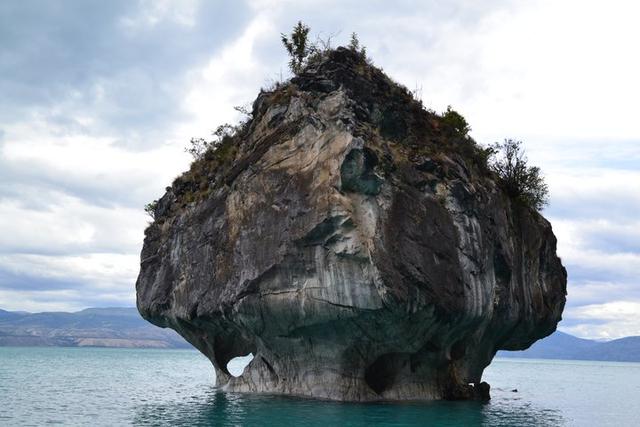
[136,48,566,401]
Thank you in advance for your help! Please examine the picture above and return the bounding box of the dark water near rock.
[1,347,638,426]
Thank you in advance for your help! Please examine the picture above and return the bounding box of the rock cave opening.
[364,353,406,395]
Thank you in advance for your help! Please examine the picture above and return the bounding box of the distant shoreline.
[2,307,639,361]
[0,345,198,351]
[0,307,190,349]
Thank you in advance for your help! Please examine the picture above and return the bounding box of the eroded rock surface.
[136,48,566,401]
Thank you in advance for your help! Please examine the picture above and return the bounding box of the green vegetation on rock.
[490,139,549,210]
[144,24,550,223]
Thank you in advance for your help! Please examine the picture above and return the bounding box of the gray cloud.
[0,147,173,210]
[0,266,82,292]
[0,0,251,146]
[0,1,258,313]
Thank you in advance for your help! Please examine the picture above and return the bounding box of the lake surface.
[1,347,638,426]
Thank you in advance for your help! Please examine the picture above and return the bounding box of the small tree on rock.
[185,137,210,160]
[144,200,158,220]
[348,32,367,59]
[442,105,470,137]
[490,139,549,210]
[281,21,311,75]
[185,123,236,161]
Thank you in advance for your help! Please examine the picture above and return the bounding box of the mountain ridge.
[498,331,640,362]
[0,306,189,349]
[1,307,638,361]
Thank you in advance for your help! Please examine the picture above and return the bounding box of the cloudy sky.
[1,0,638,340]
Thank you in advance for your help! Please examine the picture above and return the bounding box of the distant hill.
[499,331,640,362]
[0,307,190,349]
[2,308,639,360]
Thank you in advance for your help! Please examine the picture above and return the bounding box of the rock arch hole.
[364,353,406,395]
[227,353,254,377]
[213,331,256,377]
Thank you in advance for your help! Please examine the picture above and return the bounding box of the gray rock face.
[136,48,566,401]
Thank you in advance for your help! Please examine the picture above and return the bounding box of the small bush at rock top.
[185,123,236,161]
[490,139,549,210]
[282,23,367,75]
[347,32,367,60]
[442,105,471,137]
[281,21,312,75]
[144,26,550,218]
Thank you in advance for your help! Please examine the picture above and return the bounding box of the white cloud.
[376,1,640,144]
[564,281,637,307]
[0,7,273,313]
[0,253,138,288]
[0,253,138,312]
[0,195,145,256]
[1,116,190,208]
[561,301,640,340]
[0,289,88,313]
[0,288,134,313]
[546,169,640,215]
[0,115,192,281]
[178,15,277,141]
[119,0,200,30]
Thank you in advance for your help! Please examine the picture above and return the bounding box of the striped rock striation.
[136,48,566,401]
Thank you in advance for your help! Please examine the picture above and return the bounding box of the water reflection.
[133,389,564,426]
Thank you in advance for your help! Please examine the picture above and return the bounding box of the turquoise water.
[1,347,639,426]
